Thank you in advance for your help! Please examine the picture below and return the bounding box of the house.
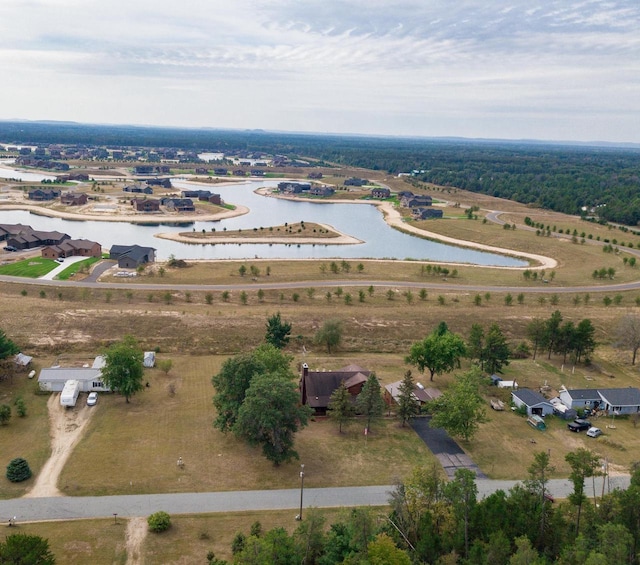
[60,192,88,206]
[146,178,172,188]
[201,193,222,205]
[401,195,433,208]
[38,366,109,392]
[300,363,370,415]
[109,244,156,269]
[123,185,153,194]
[161,198,195,212]
[195,168,209,175]
[309,186,335,197]
[344,178,366,187]
[308,172,323,180]
[131,198,161,213]
[0,224,31,241]
[213,168,228,175]
[28,188,61,201]
[412,207,443,220]
[371,188,391,199]
[384,381,441,412]
[41,239,102,260]
[596,388,640,415]
[511,389,555,417]
[7,229,70,250]
[278,182,310,194]
[558,387,602,411]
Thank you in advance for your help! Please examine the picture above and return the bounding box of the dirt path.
[125,517,148,565]
[24,394,95,498]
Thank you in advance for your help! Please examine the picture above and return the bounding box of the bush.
[148,511,171,533]
[6,458,32,482]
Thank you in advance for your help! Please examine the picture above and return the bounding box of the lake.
[0,177,526,266]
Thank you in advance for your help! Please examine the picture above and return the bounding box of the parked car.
[567,418,592,433]
[87,392,98,406]
[55,257,64,263]
[4,245,17,252]
[586,427,602,438]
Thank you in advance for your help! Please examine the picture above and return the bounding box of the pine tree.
[328,382,354,433]
[396,370,419,426]
[355,373,385,433]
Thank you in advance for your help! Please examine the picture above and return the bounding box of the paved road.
[0,476,630,523]
[410,417,487,479]
[2,269,640,294]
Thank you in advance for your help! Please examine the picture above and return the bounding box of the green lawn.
[57,257,101,280]
[0,258,57,278]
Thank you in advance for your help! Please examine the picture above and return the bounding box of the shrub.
[6,457,32,482]
[148,511,171,533]
[0,404,11,425]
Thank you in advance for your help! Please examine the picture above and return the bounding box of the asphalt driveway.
[411,417,487,479]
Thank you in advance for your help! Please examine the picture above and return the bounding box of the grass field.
[58,354,435,496]
[0,258,57,278]
[0,371,51,499]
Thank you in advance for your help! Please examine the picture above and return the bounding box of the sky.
[1,0,639,143]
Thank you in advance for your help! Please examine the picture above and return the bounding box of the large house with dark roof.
[559,386,640,415]
[109,244,156,268]
[300,363,370,415]
[6,229,70,250]
[28,188,61,201]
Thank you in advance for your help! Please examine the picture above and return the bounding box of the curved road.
[0,476,630,523]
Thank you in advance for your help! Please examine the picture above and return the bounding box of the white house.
[558,386,640,415]
[38,367,109,392]
[511,389,554,417]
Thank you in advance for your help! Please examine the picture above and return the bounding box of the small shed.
[512,389,554,417]
[14,353,33,368]
[490,374,503,386]
[143,352,156,368]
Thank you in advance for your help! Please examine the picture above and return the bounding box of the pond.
[0,177,526,266]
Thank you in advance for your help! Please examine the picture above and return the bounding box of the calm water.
[0,178,526,266]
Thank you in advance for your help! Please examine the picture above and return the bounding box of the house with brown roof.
[300,363,370,415]
[7,229,70,250]
[131,198,161,213]
[371,187,391,199]
[41,239,102,260]
[60,192,88,206]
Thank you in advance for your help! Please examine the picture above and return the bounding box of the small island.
[155,221,364,245]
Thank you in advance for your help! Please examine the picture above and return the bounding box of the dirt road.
[125,517,148,565]
[24,394,95,498]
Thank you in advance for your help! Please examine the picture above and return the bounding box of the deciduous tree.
[100,335,144,403]
[406,322,466,381]
[615,314,640,365]
[234,374,312,465]
[430,368,487,441]
[314,319,343,354]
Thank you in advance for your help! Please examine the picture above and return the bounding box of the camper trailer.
[60,379,81,408]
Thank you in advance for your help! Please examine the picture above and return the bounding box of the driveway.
[411,417,487,479]
[38,255,89,281]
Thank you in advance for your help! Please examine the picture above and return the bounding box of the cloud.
[0,0,637,141]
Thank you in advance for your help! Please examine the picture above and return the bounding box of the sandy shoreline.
[0,187,557,269]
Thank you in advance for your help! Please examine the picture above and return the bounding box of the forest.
[1,120,639,226]
[208,460,640,564]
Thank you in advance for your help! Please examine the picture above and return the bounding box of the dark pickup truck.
[567,419,592,433]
